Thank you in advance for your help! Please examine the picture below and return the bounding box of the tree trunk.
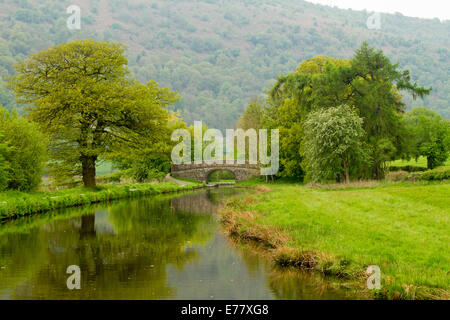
[373,162,383,180]
[345,169,350,184]
[427,157,433,170]
[343,160,350,184]
[81,155,97,189]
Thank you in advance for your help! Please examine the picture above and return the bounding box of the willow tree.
[303,105,370,183]
[9,40,179,188]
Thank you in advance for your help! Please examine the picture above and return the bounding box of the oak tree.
[9,40,178,188]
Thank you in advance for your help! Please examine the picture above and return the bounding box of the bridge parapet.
[171,162,260,183]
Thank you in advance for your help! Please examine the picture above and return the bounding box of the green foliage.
[303,105,370,183]
[404,107,450,169]
[111,111,187,182]
[0,106,47,191]
[265,43,429,180]
[125,158,170,183]
[8,40,179,188]
[0,138,10,191]
[237,99,264,130]
[386,166,450,182]
[418,166,450,181]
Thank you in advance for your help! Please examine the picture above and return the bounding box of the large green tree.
[9,40,179,188]
[266,43,431,179]
[404,107,450,169]
[303,105,369,183]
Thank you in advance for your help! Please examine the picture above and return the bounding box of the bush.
[0,107,48,191]
[418,167,450,181]
[0,140,10,191]
[125,162,168,183]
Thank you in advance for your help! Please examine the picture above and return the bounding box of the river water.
[0,188,362,299]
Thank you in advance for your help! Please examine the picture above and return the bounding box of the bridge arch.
[206,169,236,183]
[171,162,260,183]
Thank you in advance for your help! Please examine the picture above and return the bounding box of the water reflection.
[0,188,364,300]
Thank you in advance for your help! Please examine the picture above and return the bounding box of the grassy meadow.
[389,156,450,168]
[96,160,116,176]
[224,179,450,299]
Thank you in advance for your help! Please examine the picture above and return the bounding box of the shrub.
[126,164,168,183]
[418,167,450,181]
[0,107,48,191]
[0,140,10,191]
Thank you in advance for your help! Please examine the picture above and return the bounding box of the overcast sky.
[305,0,449,21]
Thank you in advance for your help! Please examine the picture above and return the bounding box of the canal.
[0,188,362,299]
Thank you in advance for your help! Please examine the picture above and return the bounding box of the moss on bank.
[0,182,203,220]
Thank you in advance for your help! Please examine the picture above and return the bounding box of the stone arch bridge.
[171,162,260,183]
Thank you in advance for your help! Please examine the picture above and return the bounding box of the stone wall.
[171,162,260,183]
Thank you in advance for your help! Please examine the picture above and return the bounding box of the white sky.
[305,0,450,21]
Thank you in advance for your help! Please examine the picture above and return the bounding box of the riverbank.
[220,180,450,300]
[0,181,203,220]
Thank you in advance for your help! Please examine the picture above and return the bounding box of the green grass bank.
[222,180,450,300]
[389,156,450,169]
[0,182,203,220]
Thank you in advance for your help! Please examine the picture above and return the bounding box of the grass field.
[224,180,450,299]
[96,160,115,176]
[389,156,450,168]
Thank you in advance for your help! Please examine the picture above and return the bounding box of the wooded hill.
[0,0,448,129]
